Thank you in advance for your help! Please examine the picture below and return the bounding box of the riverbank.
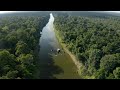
[36,15,81,79]
[53,26,96,79]
[53,26,82,75]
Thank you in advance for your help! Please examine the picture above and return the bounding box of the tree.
[100,55,119,73]
[0,50,16,68]
[17,54,34,65]
[88,49,102,74]
[15,41,30,55]
[16,54,35,78]
[0,15,49,79]
[6,70,18,79]
[54,14,120,79]
[113,67,120,79]
[0,50,16,76]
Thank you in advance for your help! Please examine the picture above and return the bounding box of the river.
[38,13,81,79]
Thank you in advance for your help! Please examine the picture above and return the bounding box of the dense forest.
[1,11,120,79]
[54,14,120,79]
[0,15,49,79]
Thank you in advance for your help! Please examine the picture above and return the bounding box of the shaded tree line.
[0,15,49,79]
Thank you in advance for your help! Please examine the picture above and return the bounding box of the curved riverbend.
[38,13,81,79]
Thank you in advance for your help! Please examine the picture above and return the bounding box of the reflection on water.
[38,13,63,79]
[38,13,81,79]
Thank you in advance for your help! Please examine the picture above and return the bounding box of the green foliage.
[0,50,16,68]
[100,55,119,73]
[95,68,106,79]
[15,41,30,55]
[6,70,18,79]
[17,54,34,65]
[0,15,49,79]
[113,67,120,79]
[54,14,120,79]
[106,73,115,79]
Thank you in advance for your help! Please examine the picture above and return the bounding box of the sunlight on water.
[47,13,54,28]
[45,13,55,33]
[38,13,80,79]
[49,13,54,22]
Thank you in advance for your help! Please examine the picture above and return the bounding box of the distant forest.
[54,13,120,79]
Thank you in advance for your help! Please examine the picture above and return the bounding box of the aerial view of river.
[38,13,81,79]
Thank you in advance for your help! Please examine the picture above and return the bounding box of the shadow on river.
[38,13,80,79]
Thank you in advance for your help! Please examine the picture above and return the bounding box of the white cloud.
[106,11,120,13]
[0,11,16,14]
[0,11,120,14]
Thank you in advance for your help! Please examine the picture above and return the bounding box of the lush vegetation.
[0,15,49,79]
[54,14,120,79]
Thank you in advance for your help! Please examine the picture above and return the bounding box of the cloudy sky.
[107,11,120,13]
[0,11,120,14]
[0,11,16,14]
